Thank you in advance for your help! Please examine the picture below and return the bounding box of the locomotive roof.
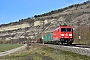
[55,27,60,30]
[60,26,72,28]
[54,26,72,31]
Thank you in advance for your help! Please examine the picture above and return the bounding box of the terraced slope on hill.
[0,1,90,44]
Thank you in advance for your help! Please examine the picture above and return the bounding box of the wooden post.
[42,20,44,45]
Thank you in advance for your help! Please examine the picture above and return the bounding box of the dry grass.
[74,26,90,44]
[0,43,90,60]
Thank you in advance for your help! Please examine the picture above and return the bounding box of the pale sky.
[0,0,87,24]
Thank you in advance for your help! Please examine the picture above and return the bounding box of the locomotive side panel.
[53,28,60,41]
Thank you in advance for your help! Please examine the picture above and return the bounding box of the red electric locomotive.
[53,26,74,45]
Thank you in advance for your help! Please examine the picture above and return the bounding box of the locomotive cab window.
[67,28,71,32]
[61,28,66,32]
[61,28,72,32]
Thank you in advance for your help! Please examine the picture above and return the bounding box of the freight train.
[37,26,74,45]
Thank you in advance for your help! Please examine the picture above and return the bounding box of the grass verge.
[0,44,23,52]
[0,43,90,60]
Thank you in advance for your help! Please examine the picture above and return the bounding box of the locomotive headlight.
[61,34,64,36]
[69,34,72,36]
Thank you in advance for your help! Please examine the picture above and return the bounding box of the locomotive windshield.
[67,28,71,32]
[61,28,71,32]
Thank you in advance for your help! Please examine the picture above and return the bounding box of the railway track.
[61,44,90,48]
[44,43,90,56]
[75,45,90,48]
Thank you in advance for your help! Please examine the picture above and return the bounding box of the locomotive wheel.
[53,41,57,45]
[70,42,72,45]
[56,41,60,45]
[61,42,63,45]
[67,42,72,45]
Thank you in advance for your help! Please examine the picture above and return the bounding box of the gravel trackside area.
[46,44,90,56]
[0,43,90,60]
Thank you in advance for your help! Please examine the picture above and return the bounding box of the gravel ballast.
[46,44,90,56]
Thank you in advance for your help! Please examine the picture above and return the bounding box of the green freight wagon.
[43,33,52,43]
